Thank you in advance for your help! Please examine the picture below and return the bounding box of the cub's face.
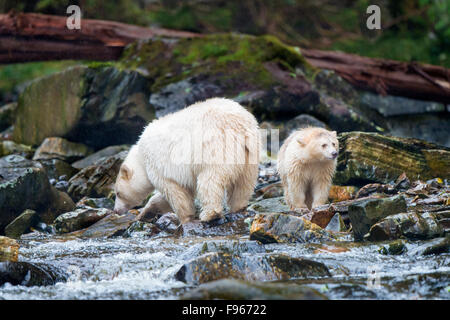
[114,164,145,214]
[303,131,339,161]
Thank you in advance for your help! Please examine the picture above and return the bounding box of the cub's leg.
[311,178,331,208]
[158,179,195,224]
[197,169,226,222]
[227,164,258,212]
[286,177,308,210]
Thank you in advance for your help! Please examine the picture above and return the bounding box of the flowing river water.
[1,230,448,300]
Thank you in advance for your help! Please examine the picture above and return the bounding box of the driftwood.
[1,12,449,103]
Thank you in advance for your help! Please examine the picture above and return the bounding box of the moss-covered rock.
[121,34,378,132]
[335,132,450,186]
[249,212,335,244]
[13,66,154,149]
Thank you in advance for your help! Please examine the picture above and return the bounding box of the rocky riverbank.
[0,32,449,299]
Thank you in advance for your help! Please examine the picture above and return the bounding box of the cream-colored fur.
[114,98,260,223]
[278,127,338,210]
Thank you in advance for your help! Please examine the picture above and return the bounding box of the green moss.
[120,33,314,93]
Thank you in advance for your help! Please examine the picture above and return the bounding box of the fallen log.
[1,12,449,103]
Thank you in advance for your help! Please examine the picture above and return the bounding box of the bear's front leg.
[158,180,195,224]
[285,177,307,211]
[138,192,173,222]
[311,178,331,208]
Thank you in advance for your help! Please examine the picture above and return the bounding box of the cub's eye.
[322,144,327,148]
[332,143,336,147]
[116,192,121,198]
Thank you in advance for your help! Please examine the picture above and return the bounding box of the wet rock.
[181,279,326,300]
[68,211,139,238]
[254,181,284,199]
[0,236,19,262]
[76,197,115,210]
[325,212,347,232]
[248,197,290,213]
[366,211,446,241]
[72,145,130,169]
[250,213,335,244]
[378,240,407,255]
[334,132,450,186]
[39,158,78,181]
[328,185,358,202]
[0,261,67,287]
[33,137,92,163]
[301,205,337,229]
[68,151,127,202]
[178,211,256,237]
[0,102,17,132]
[394,172,411,191]
[180,240,266,260]
[39,188,76,225]
[355,183,396,199]
[0,155,52,234]
[150,77,223,118]
[54,207,112,233]
[175,252,330,285]
[408,237,450,256]
[279,114,327,141]
[123,221,160,238]
[154,212,180,234]
[13,66,154,149]
[0,141,34,158]
[348,195,407,241]
[4,209,39,239]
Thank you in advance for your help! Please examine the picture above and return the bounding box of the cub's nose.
[331,151,338,159]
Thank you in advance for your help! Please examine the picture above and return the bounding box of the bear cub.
[278,127,338,210]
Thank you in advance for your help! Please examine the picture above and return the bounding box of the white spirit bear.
[278,127,338,210]
[114,98,260,223]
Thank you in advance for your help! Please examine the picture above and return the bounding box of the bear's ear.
[297,139,306,147]
[331,131,337,137]
[120,165,133,181]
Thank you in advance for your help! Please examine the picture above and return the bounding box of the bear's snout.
[331,151,338,159]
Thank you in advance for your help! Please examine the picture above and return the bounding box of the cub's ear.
[120,165,133,181]
[297,139,306,147]
[331,131,337,137]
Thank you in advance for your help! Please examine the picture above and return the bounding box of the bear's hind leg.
[197,169,226,222]
[158,180,195,224]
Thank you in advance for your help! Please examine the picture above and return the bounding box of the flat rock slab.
[54,207,113,233]
[181,278,326,300]
[175,252,330,285]
[68,211,139,238]
[33,137,92,163]
[250,212,335,244]
[4,209,39,239]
